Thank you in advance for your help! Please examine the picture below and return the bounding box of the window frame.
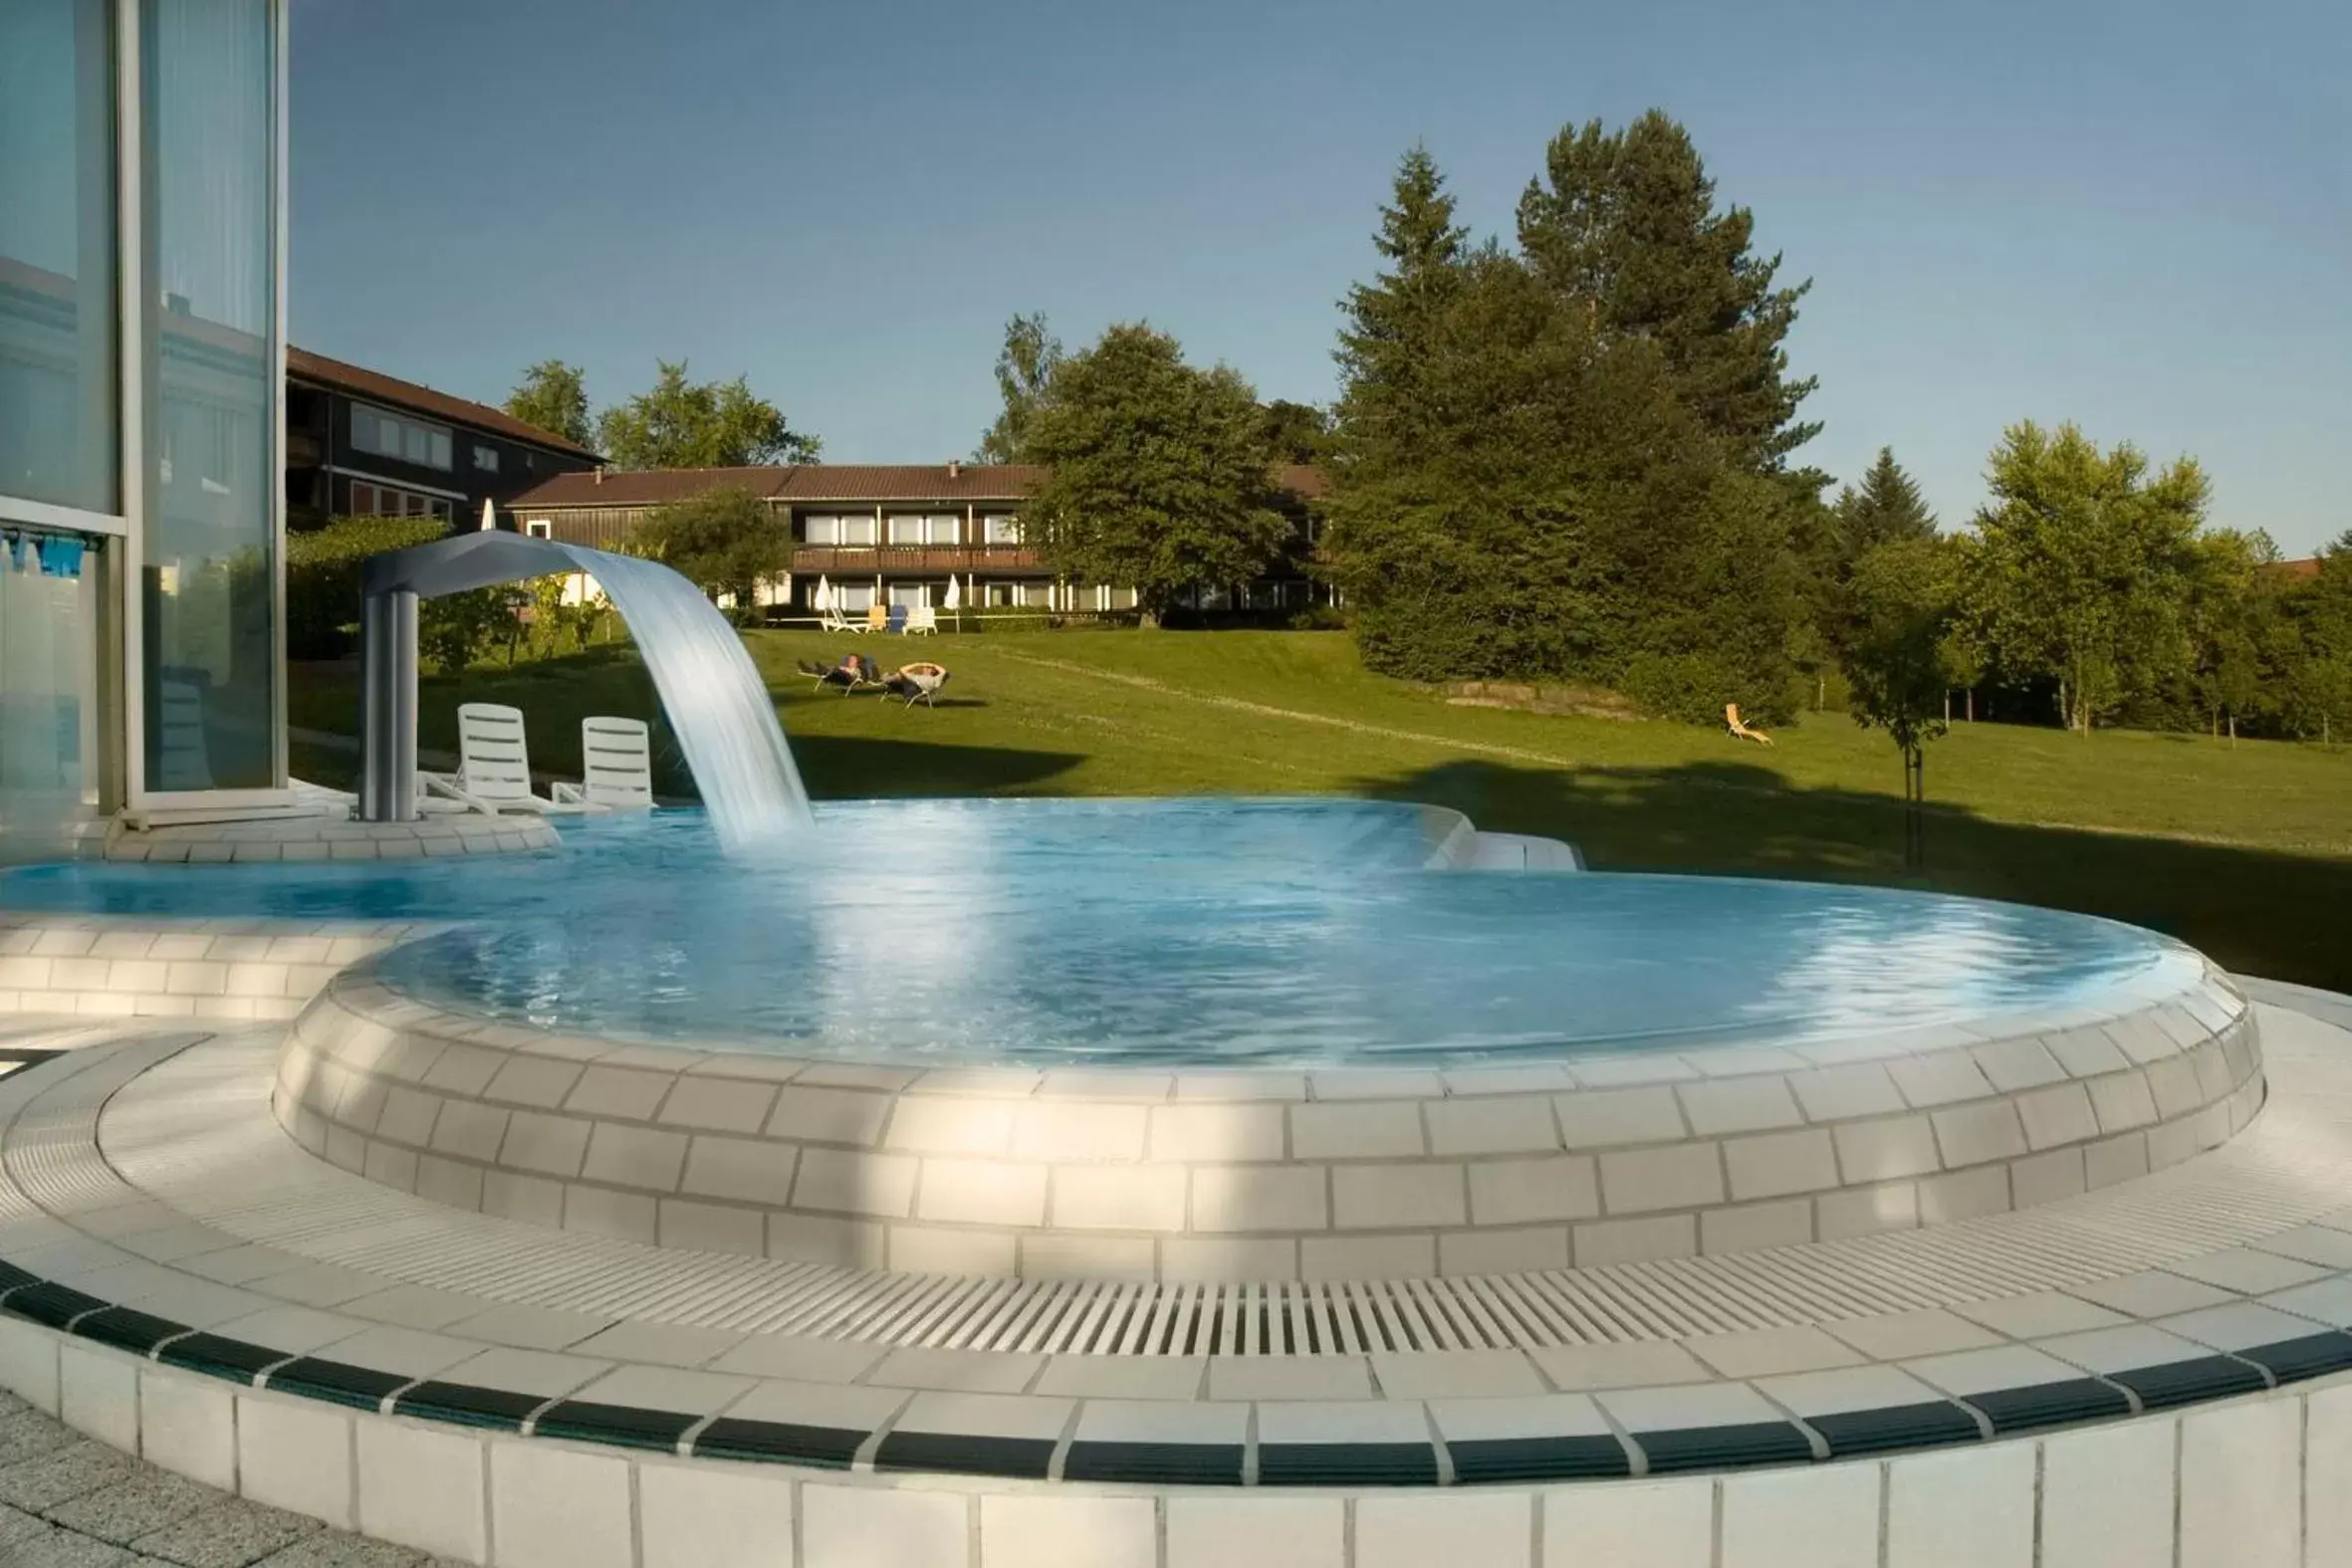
[350,398,454,472]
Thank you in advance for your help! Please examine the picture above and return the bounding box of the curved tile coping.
[0,914,431,1021]
[5,996,2351,1567]
[272,953,2264,1281]
[5,1312,2346,1568]
[7,1230,2352,1493]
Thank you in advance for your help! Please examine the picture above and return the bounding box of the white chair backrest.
[907,603,937,632]
[580,716,653,807]
[155,679,213,790]
[456,702,535,803]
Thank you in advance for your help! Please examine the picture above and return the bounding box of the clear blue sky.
[290,0,2348,555]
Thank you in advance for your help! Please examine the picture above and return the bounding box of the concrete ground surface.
[0,1391,462,1568]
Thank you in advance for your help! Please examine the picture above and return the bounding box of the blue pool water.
[0,799,2197,1067]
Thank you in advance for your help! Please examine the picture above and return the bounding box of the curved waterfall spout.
[355,529,812,847]
[559,545,813,849]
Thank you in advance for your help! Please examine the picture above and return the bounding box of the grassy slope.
[288,626,2352,990]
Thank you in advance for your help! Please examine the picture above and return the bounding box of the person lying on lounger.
[882,662,951,708]
[798,654,881,693]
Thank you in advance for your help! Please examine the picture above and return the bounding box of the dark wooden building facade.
[284,348,602,529]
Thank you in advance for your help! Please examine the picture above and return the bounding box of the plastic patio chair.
[422,702,590,814]
[553,717,654,810]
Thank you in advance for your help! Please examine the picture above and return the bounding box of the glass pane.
[429,429,450,469]
[141,0,276,791]
[0,0,118,516]
[0,529,100,858]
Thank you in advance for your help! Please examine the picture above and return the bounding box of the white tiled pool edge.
[0,913,425,1021]
[270,956,2265,1281]
[0,1314,2343,1568]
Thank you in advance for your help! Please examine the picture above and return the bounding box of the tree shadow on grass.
[1351,757,2352,993]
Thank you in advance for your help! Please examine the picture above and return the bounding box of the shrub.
[285,516,447,658]
[1619,649,1795,727]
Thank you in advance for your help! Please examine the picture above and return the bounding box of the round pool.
[4,799,2200,1068]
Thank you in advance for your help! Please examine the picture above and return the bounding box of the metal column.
[357,588,418,821]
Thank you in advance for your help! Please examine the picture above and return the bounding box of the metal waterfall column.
[358,588,419,821]
[354,529,578,823]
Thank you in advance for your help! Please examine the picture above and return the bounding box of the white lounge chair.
[905,603,938,635]
[554,717,654,809]
[821,605,863,634]
[424,702,588,815]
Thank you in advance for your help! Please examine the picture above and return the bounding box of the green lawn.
[289,626,2352,991]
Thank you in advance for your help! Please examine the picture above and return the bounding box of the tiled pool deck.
[0,982,2347,1564]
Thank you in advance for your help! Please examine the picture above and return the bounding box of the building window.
[886,513,957,546]
[472,445,498,473]
[1107,585,1137,610]
[805,513,877,547]
[0,0,118,520]
[525,519,551,539]
[351,402,453,470]
[887,580,932,607]
[982,514,1021,546]
[348,481,451,524]
[831,581,874,612]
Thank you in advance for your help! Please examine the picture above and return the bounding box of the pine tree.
[1330,146,1469,470]
[1515,112,1820,480]
[1834,447,1938,555]
[1323,136,1803,716]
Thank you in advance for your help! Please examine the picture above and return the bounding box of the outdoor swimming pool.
[1,797,2199,1067]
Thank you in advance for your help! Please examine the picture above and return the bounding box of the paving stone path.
[0,1391,461,1568]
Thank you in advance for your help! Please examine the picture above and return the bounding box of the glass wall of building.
[0,0,118,519]
[140,0,279,792]
[0,0,118,857]
[0,532,100,854]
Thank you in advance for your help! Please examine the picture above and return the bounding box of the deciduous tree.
[503,360,594,449]
[1840,536,1962,865]
[1022,325,1290,625]
[1258,399,1334,465]
[597,361,819,470]
[635,488,790,622]
[1960,421,2210,735]
[972,313,1061,464]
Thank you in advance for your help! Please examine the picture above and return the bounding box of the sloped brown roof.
[2263,557,2324,582]
[1278,463,1327,500]
[287,347,604,462]
[511,462,1328,511]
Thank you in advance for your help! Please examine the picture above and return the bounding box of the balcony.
[790,544,1041,574]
